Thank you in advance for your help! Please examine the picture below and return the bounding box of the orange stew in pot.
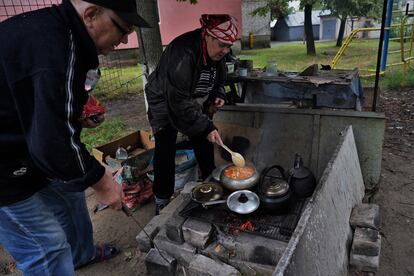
[224,165,255,180]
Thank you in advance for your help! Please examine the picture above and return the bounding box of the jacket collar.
[58,0,99,69]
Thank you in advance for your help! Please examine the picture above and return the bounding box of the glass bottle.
[115,145,128,160]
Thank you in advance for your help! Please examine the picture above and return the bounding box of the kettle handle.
[259,165,287,195]
[260,165,286,183]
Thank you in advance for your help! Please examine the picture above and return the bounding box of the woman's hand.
[214,97,225,108]
[207,129,223,145]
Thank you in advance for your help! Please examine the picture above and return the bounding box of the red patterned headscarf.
[200,14,239,64]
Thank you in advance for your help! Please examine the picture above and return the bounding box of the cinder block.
[350,252,380,272]
[153,229,196,266]
[145,248,177,276]
[136,213,170,253]
[228,258,275,276]
[182,218,213,248]
[165,214,187,244]
[160,193,191,215]
[187,254,240,276]
[202,232,286,266]
[350,204,381,230]
[352,227,381,256]
[202,241,233,263]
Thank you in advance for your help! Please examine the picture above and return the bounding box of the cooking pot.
[202,190,260,215]
[288,154,316,199]
[258,165,292,213]
[219,163,260,191]
[211,164,229,182]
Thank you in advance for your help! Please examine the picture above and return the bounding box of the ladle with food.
[216,140,246,167]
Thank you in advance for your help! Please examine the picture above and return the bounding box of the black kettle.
[258,165,292,214]
[288,154,316,199]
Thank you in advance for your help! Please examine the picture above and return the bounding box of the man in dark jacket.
[145,14,238,213]
[0,0,148,274]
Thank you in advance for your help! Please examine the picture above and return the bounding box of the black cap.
[83,0,150,27]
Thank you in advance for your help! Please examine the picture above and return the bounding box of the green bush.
[382,68,414,89]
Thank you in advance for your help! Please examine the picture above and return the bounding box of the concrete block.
[181,181,201,195]
[352,227,381,256]
[165,214,186,244]
[187,254,241,276]
[350,252,380,272]
[145,248,177,276]
[153,229,196,265]
[160,193,191,216]
[136,213,170,253]
[202,241,233,263]
[202,232,286,266]
[350,204,381,230]
[274,126,366,275]
[228,258,275,276]
[182,218,213,249]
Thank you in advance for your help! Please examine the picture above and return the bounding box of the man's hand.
[207,129,223,145]
[79,113,105,128]
[92,169,123,210]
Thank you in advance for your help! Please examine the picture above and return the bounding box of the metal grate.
[180,198,305,242]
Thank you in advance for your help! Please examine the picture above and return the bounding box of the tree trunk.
[135,0,163,111]
[336,15,347,47]
[304,4,316,55]
[135,0,163,77]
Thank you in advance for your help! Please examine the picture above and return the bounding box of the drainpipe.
[373,0,389,112]
[380,0,394,72]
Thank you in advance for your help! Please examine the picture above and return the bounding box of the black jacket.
[145,29,226,137]
[0,0,105,206]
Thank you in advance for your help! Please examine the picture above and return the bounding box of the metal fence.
[0,0,60,22]
[0,0,140,94]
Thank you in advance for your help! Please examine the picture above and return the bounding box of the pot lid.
[227,190,260,214]
[192,182,223,203]
[262,179,289,197]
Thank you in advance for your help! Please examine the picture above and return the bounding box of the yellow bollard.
[249,32,254,49]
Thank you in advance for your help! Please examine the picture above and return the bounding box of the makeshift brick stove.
[136,126,371,276]
[136,180,307,276]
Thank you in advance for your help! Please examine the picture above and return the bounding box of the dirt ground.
[1,88,413,275]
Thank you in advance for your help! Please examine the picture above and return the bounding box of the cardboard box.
[92,130,154,170]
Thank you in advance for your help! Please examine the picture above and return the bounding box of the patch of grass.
[240,39,412,89]
[240,39,383,71]
[81,117,133,151]
[93,66,144,101]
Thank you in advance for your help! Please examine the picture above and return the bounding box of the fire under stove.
[179,197,305,242]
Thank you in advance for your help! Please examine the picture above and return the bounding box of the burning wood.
[240,220,254,232]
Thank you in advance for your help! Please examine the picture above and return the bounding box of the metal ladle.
[216,141,246,168]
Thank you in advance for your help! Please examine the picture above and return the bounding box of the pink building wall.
[158,0,241,45]
[0,0,241,49]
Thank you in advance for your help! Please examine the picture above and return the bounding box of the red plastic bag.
[80,96,105,119]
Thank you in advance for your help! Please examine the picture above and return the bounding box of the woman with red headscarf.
[145,14,239,213]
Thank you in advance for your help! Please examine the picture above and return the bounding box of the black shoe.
[155,203,166,216]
